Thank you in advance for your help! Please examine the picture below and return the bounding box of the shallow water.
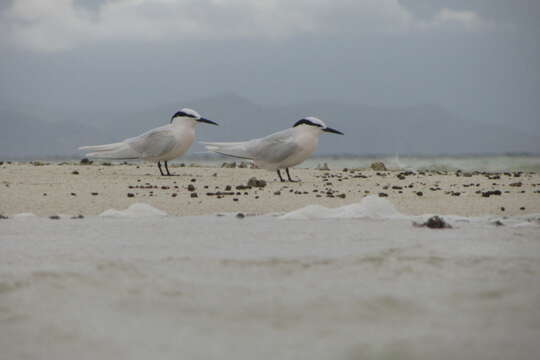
[173,154,540,172]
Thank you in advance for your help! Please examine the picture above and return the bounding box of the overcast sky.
[0,0,539,131]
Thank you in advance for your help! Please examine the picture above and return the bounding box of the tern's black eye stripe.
[171,111,197,122]
[293,119,322,127]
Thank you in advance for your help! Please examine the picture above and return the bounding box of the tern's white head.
[292,117,343,135]
[170,108,219,127]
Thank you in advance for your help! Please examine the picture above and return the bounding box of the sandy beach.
[1,161,540,360]
[1,161,539,217]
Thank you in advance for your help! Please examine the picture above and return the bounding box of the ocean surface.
[174,154,540,172]
[12,154,540,172]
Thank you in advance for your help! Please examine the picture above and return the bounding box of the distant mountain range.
[1,94,538,159]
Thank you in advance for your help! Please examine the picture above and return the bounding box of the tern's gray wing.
[126,127,176,158]
[246,129,299,163]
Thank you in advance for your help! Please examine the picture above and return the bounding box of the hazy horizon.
[1,1,539,157]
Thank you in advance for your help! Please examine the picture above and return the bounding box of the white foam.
[99,203,167,218]
[13,212,36,219]
[280,195,540,227]
[280,195,403,220]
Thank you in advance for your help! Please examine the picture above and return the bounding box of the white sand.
[1,162,540,217]
[1,208,540,360]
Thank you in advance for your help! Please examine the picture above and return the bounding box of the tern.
[79,108,218,176]
[203,117,343,182]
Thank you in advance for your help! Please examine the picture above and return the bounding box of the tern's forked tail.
[201,141,253,160]
[78,142,138,159]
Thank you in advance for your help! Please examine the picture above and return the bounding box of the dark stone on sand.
[520,206,525,210]
[233,198,239,201]
[71,214,84,219]
[0,214,8,219]
[492,220,504,226]
[70,193,77,196]
[127,193,135,198]
[236,212,245,219]
[190,193,198,198]
[414,215,452,229]
[172,193,177,197]
[221,162,237,168]
[416,191,423,196]
[225,185,232,191]
[482,190,502,197]
[187,184,196,192]
[378,192,388,197]
[509,182,522,187]
[91,192,98,196]
[49,215,60,220]
[336,194,346,199]
[80,158,93,165]
[371,162,387,171]
[273,191,281,195]
[71,170,79,175]
[247,177,267,188]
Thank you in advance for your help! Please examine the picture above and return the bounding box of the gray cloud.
[0,0,538,156]
[0,0,492,52]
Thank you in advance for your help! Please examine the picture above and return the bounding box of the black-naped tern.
[203,117,343,182]
[79,108,218,176]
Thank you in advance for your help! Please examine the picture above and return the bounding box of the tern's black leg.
[277,169,285,182]
[164,161,172,176]
[157,161,165,176]
[286,168,299,182]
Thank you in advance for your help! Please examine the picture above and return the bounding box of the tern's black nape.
[170,110,197,122]
[293,118,323,128]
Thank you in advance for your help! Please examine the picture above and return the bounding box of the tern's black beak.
[197,118,219,126]
[323,127,344,135]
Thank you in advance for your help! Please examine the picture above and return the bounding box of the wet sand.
[1,161,539,217]
[1,215,540,360]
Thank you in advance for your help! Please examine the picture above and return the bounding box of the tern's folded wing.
[247,130,299,163]
[126,128,177,158]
